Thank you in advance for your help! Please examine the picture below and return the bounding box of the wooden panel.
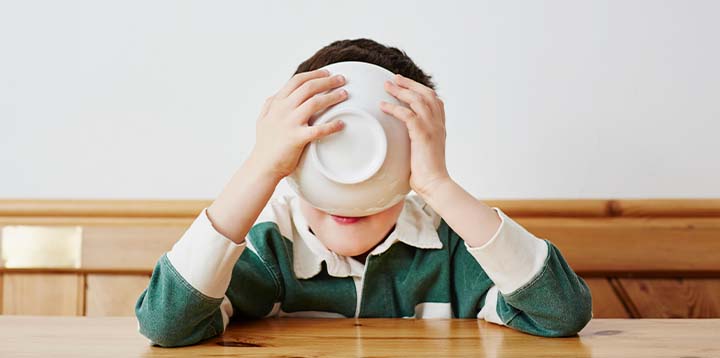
[0,199,613,218]
[619,278,720,318]
[2,273,84,316]
[0,217,193,226]
[0,218,190,272]
[583,278,629,318]
[0,232,3,311]
[85,274,150,316]
[517,217,720,274]
[1,225,82,269]
[0,200,209,218]
[484,200,612,217]
[0,218,190,274]
[1,198,719,218]
[614,199,720,217]
[82,224,188,271]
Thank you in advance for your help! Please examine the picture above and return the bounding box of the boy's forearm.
[420,178,501,248]
[207,153,282,244]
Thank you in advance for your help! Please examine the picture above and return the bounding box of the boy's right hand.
[249,69,348,181]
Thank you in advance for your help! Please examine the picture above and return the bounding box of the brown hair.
[295,38,435,90]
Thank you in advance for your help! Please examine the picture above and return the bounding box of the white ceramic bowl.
[286,61,411,216]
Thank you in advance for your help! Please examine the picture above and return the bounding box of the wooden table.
[1,317,718,357]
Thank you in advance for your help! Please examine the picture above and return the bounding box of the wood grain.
[0,274,3,313]
[0,216,193,226]
[583,278,629,318]
[517,217,720,274]
[0,267,154,275]
[2,199,719,218]
[82,224,187,271]
[613,199,720,217]
[0,199,626,218]
[484,199,613,217]
[618,278,720,318]
[2,273,83,316]
[0,200,209,218]
[0,317,718,357]
[78,274,86,315]
[85,274,150,316]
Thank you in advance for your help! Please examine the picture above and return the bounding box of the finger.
[379,101,419,125]
[303,119,345,142]
[394,74,437,99]
[276,69,331,99]
[288,74,345,107]
[294,89,348,122]
[436,96,446,124]
[384,81,432,119]
[395,74,444,116]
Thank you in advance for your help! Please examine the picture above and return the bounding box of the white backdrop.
[1,0,718,199]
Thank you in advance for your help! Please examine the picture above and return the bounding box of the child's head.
[295,39,433,258]
[295,39,435,90]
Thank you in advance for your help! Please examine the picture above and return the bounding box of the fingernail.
[321,69,330,75]
[339,89,347,96]
[335,75,345,83]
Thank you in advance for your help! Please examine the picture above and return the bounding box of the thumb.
[259,96,274,117]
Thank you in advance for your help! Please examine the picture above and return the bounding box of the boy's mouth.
[330,214,365,224]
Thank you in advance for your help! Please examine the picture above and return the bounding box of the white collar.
[289,195,443,279]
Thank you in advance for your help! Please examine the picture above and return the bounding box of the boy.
[136,39,592,347]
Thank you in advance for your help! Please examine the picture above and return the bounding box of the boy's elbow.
[145,333,197,348]
[553,308,592,337]
[135,298,205,347]
[547,292,593,337]
[136,314,203,348]
[140,331,185,348]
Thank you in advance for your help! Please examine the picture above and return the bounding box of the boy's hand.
[250,69,348,181]
[381,74,501,248]
[381,74,450,197]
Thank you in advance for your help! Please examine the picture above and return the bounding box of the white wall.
[1,0,719,199]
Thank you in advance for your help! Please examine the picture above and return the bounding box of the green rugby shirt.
[136,195,592,347]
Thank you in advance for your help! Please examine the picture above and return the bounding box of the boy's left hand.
[381,74,450,197]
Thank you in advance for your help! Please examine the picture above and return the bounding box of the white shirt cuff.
[166,208,246,298]
[465,208,549,295]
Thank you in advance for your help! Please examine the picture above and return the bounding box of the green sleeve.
[497,241,592,337]
[135,247,282,347]
[446,215,592,337]
[135,255,225,347]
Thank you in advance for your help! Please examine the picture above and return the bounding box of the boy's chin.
[325,240,377,257]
